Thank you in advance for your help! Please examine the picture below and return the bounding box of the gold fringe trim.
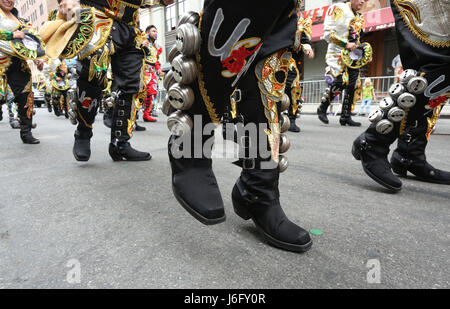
[196,13,220,125]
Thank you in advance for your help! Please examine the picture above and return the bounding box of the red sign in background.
[303,6,395,42]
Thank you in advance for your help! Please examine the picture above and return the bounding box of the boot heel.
[392,163,407,177]
[232,199,251,220]
[108,145,124,161]
[391,153,408,177]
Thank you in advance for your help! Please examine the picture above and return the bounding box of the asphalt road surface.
[0,108,449,289]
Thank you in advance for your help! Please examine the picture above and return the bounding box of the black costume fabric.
[76,4,145,143]
[189,0,298,126]
[6,56,34,134]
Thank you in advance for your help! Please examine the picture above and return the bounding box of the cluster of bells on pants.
[163,11,201,136]
[368,69,428,134]
[163,11,292,173]
[276,95,292,173]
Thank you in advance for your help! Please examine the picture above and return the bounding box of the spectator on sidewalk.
[357,78,376,116]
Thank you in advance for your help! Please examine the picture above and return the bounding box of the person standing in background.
[142,25,162,123]
[357,78,376,116]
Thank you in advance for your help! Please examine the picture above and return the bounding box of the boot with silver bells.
[165,4,312,253]
[352,0,450,191]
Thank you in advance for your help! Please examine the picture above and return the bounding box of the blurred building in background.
[142,0,399,81]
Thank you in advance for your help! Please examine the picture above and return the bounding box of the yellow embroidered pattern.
[61,9,95,59]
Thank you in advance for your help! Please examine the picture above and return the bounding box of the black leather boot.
[391,127,450,185]
[232,168,312,253]
[17,92,39,144]
[63,100,69,119]
[0,105,3,121]
[352,130,402,192]
[317,87,331,124]
[53,100,61,117]
[109,94,151,161]
[134,113,146,131]
[73,129,93,161]
[45,94,52,113]
[109,141,152,161]
[20,118,40,144]
[288,115,300,133]
[169,135,225,225]
[340,93,361,127]
[317,104,329,124]
[135,123,146,131]
[340,116,361,127]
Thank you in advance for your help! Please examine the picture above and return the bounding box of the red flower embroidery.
[429,96,448,109]
[81,98,93,109]
[222,43,262,74]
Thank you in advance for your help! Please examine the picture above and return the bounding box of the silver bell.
[168,45,181,63]
[163,70,177,90]
[176,23,201,57]
[68,98,77,113]
[399,69,418,84]
[407,76,428,94]
[368,109,383,123]
[280,94,290,112]
[376,119,394,135]
[105,97,114,108]
[279,155,289,173]
[168,83,195,110]
[379,97,395,110]
[387,107,406,122]
[279,134,291,154]
[167,110,194,136]
[397,92,417,109]
[162,97,176,116]
[177,11,200,27]
[280,114,290,133]
[68,110,77,125]
[389,83,406,99]
[172,55,198,85]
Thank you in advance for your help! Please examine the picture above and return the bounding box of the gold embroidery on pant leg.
[289,58,301,115]
[255,50,291,163]
[24,92,34,119]
[127,94,142,136]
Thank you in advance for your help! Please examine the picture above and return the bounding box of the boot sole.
[352,145,402,193]
[232,200,312,253]
[172,185,226,226]
[392,168,450,185]
[318,116,329,125]
[73,148,90,162]
[110,155,152,162]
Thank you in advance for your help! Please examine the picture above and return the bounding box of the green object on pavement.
[310,229,323,236]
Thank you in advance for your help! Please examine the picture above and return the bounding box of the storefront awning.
[311,7,395,42]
